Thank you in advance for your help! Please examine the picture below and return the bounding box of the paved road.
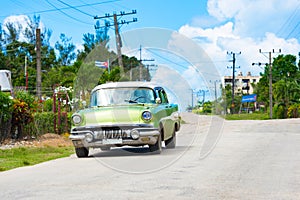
[1,113,300,200]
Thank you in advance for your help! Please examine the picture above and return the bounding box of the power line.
[145,48,220,77]
[276,3,300,38]
[45,0,93,25]
[0,0,121,19]
[57,0,94,17]
[94,10,137,75]
[77,0,103,13]
[286,21,300,39]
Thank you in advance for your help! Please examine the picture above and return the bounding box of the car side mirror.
[155,97,161,104]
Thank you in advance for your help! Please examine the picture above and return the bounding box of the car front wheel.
[75,147,89,158]
[149,134,162,154]
[165,130,176,149]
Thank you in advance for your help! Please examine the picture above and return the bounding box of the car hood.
[76,105,154,126]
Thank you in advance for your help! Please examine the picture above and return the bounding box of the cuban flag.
[95,61,108,68]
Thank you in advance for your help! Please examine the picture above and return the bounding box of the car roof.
[91,81,161,93]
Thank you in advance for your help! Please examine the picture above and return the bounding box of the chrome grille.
[94,128,129,140]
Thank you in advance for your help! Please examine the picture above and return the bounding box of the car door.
[154,87,174,140]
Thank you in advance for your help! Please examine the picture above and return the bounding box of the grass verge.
[221,113,270,120]
[0,146,74,172]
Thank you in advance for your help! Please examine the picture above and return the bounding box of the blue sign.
[241,94,257,103]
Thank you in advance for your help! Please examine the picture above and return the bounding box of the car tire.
[100,146,111,151]
[165,130,176,149]
[149,133,162,154]
[75,147,89,158]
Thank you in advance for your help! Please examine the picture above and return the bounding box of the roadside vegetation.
[191,54,300,120]
[0,146,74,172]
[221,113,270,120]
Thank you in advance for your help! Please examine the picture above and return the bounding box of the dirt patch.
[0,133,73,149]
[34,133,73,147]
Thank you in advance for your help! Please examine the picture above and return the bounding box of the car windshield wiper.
[124,99,138,103]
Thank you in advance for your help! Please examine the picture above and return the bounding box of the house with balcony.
[223,71,261,94]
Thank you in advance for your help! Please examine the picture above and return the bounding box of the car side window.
[158,89,169,104]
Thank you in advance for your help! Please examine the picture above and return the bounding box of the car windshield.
[90,87,156,106]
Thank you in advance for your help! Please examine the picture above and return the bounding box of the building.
[223,71,261,94]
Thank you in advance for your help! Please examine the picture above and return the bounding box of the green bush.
[287,104,300,118]
[11,91,37,139]
[1,91,73,141]
[42,98,54,112]
[28,112,72,136]
[273,104,285,119]
[0,91,13,120]
[32,112,56,136]
[0,92,13,143]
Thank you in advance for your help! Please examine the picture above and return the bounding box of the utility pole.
[227,51,241,114]
[113,13,124,75]
[258,49,281,119]
[191,89,194,109]
[36,28,42,99]
[145,64,157,81]
[25,56,28,91]
[210,80,220,113]
[94,10,137,77]
[139,45,154,81]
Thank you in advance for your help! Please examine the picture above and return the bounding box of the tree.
[3,22,22,44]
[24,15,53,47]
[24,15,40,44]
[255,54,300,118]
[220,84,242,114]
[78,23,109,61]
[55,33,76,66]
[272,54,298,82]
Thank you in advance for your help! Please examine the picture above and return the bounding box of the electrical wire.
[276,2,300,39]
[77,0,102,13]
[286,21,300,39]
[57,0,94,17]
[0,0,121,18]
[45,0,93,25]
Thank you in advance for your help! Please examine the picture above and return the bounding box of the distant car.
[70,82,181,157]
[0,70,13,96]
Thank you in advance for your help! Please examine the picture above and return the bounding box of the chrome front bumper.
[69,126,160,148]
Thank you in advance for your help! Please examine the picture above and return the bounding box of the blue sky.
[1,0,300,102]
[0,0,208,45]
[1,1,299,70]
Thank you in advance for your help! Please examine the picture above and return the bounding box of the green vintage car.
[70,82,181,157]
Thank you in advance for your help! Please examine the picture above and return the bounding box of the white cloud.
[75,43,84,52]
[207,0,300,38]
[207,0,244,21]
[3,15,45,42]
[179,22,237,44]
[3,15,29,42]
[178,0,300,77]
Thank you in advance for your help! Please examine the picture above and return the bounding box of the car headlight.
[142,111,152,121]
[130,129,140,140]
[85,133,94,142]
[172,112,180,119]
[72,114,82,125]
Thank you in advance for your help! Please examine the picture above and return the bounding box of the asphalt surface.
[1,113,300,200]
